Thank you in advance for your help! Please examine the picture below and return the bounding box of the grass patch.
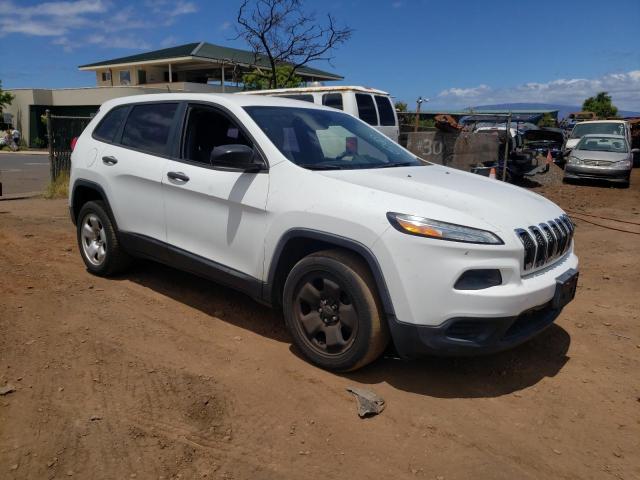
[44,172,69,199]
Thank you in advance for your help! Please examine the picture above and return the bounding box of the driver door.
[161,102,269,283]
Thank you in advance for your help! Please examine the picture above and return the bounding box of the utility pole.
[502,112,512,182]
[46,109,54,181]
[414,97,428,133]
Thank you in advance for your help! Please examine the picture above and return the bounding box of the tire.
[282,249,389,372]
[76,200,131,276]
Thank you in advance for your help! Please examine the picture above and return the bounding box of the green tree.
[242,65,302,90]
[0,80,14,112]
[395,101,408,112]
[538,112,556,127]
[582,91,618,118]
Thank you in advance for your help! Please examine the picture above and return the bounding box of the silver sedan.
[564,134,638,187]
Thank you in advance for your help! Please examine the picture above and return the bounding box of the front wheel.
[282,250,389,372]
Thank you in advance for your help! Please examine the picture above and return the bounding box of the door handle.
[167,171,190,182]
[102,156,118,165]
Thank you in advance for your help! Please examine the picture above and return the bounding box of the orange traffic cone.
[489,167,496,179]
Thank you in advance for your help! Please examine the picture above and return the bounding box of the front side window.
[374,95,396,126]
[182,104,252,165]
[355,93,378,126]
[244,106,422,170]
[322,93,343,110]
[93,105,128,143]
[121,103,178,155]
[119,70,131,85]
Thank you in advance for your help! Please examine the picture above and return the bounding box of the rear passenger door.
[97,102,180,242]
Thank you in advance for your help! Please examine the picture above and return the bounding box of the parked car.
[564,134,637,186]
[238,86,400,143]
[563,120,631,158]
[69,93,579,371]
[522,128,565,160]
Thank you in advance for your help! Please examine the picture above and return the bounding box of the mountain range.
[473,103,640,119]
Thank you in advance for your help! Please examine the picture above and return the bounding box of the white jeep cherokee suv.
[69,93,579,371]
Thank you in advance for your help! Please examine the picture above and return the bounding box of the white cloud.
[160,35,178,48]
[0,0,197,52]
[219,21,231,31]
[436,71,640,111]
[391,1,403,7]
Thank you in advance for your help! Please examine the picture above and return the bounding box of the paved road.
[0,153,49,196]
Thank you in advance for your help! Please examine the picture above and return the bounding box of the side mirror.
[210,144,263,172]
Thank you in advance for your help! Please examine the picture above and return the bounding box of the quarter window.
[322,93,343,110]
[93,106,128,143]
[375,95,396,126]
[280,94,315,103]
[121,103,178,155]
[355,93,378,126]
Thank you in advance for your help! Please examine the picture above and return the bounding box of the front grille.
[582,160,612,167]
[515,215,574,273]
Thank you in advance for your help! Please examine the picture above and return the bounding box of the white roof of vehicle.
[580,134,626,138]
[238,85,389,96]
[574,120,628,124]
[99,92,336,111]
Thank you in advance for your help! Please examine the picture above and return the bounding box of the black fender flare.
[264,228,396,318]
[69,179,118,230]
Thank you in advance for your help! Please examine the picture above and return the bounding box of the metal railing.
[46,110,92,181]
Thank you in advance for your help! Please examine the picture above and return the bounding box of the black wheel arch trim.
[70,179,118,230]
[264,228,396,317]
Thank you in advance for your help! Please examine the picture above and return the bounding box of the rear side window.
[121,103,178,155]
[93,106,128,143]
[375,95,396,126]
[280,94,315,103]
[322,93,343,110]
[355,93,378,125]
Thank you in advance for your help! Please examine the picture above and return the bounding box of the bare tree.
[236,0,353,88]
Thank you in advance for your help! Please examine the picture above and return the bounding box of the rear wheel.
[77,201,131,276]
[283,249,389,371]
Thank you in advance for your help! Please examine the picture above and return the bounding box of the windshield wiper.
[298,163,345,170]
[375,162,418,169]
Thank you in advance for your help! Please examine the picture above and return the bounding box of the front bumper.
[374,226,579,357]
[564,165,630,182]
[388,299,563,357]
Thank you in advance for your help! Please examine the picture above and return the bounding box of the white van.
[239,86,400,142]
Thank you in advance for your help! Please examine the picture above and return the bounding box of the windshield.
[571,122,625,139]
[576,136,628,153]
[244,106,422,170]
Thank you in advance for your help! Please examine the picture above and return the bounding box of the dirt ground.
[1,168,639,480]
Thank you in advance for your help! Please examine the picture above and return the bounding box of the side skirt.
[118,232,265,302]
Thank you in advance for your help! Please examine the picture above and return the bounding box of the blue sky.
[2,0,640,110]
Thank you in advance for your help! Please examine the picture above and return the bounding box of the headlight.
[567,156,582,165]
[613,160,631,168]
[386,212,503,245]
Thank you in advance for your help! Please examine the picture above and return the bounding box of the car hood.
[524,129,564,144]
[572,150,629,161]
[318,165,564,232]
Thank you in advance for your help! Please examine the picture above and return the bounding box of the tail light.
[70,137,78,151]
